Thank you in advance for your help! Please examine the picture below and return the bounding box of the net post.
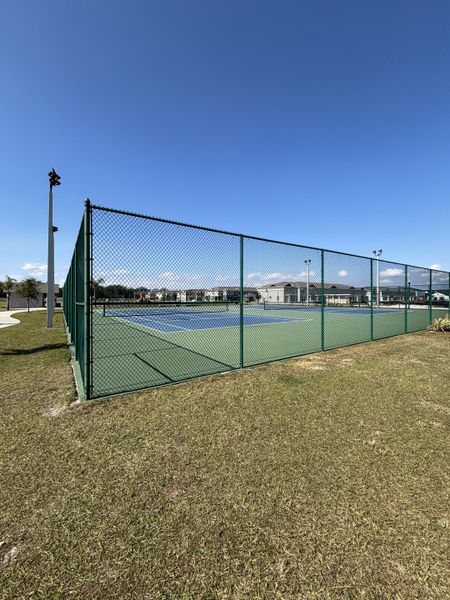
[404,265,408,333]
[321,250,325,351]
[370,258,374,341]
[429,269,433,325]
[84,199,92,400]
[240,235,244,369]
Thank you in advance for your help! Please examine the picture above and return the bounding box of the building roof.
[256,281,363,290]
[209,286,257,291]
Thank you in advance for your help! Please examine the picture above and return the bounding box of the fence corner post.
[370,258,374,341]
[239,235,244,369]
[429,269,433,325]
[404,265,408,334]
[321,250,325,351]
[84,198,92,400]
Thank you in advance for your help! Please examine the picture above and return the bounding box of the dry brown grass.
[1,312,449,599]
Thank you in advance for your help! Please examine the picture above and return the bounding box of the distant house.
[9,283,59,309]
[432,291,449,305]
[204,286,258,303]
[256,282,369,306]
[177,289,206,302]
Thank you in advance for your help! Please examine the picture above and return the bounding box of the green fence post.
[321,250,325,351]
[429,269,433,325]
[404,265,408,334]
[240,235,244,369]
[84,199,92,400]
[370,258,374,340]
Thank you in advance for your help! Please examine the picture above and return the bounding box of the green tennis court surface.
[63,203,450,399]
[91,304,447,397]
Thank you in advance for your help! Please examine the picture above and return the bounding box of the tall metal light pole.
[47,169,61,328]
[372,249,383,308]
[304,259,311,307]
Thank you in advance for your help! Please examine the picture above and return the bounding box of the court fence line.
[62,201,450,400]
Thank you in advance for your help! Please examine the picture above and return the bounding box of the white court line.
[160,314,316,326]
[110,315,193,332]
[109,312,314,334]
[121,311,310,324]
[166,318,315,334]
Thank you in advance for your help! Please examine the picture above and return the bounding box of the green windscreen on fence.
[62,203,450,399]
[63,216,87,392]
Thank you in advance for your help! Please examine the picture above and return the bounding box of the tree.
[1,276,16,311]
[16,278,40,312]
[91,277,105,302]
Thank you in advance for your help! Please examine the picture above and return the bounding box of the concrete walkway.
[0,308,47,329]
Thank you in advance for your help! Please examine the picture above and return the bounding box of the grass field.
[92,303,448,397]
[1,312,449,598]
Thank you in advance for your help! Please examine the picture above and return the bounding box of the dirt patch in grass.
[415,400,450,416]
[1,312,449,598]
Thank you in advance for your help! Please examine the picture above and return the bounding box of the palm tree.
[1,276,16,311]
[16,278,40,312]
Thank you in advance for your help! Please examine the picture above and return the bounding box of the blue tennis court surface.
[263,306,400,316]
[102,305,402,333]
[107,312,310,332]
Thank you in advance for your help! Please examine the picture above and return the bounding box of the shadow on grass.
[0,343,67,356]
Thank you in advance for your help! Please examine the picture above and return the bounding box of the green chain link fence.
[63,202,450,399]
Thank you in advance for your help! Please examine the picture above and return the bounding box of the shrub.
[428,316,450,332]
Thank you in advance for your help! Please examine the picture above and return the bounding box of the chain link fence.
[63,202,450,399]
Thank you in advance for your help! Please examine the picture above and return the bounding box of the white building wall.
[257,286,287,303]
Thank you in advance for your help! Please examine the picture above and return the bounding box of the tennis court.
[62,202,450,399]
[90,301,442,397]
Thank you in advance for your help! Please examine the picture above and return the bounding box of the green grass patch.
[1,312,449,598]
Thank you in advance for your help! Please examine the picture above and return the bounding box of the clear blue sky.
[1,0,449,286]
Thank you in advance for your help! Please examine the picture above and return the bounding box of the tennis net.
[98,301,232,318]
[263,301,311,310]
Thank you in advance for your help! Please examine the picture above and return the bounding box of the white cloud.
[429,264,441,270]
[246,272,288,285]
[21,262,47,278]
[22,262,47,272]
[111,269,128,276]
[297,270,316,279]
[338,270,348,277]
[380,278,393,285]
[159,271,202,284]
[380,267,403,277]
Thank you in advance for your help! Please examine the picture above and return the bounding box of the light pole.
[372,249,382,308]
[47,169,61,328]
[304,259,311,307]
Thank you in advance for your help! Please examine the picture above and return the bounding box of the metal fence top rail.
[89,202,449,275]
